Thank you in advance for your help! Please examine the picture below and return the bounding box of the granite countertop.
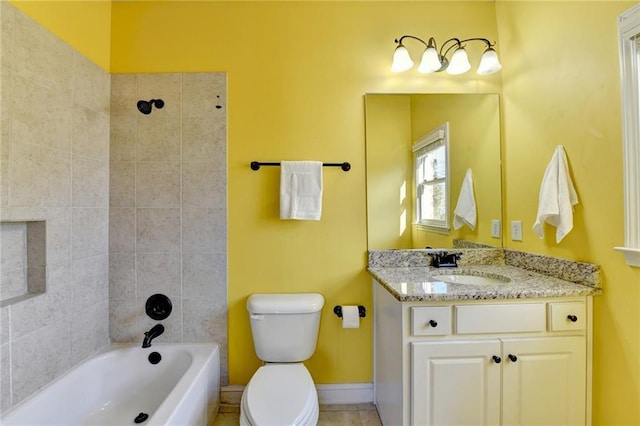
[368,248,602,302]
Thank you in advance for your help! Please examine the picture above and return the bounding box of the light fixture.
[391,35,502,75]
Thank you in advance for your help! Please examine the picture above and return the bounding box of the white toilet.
[240,293,324,426]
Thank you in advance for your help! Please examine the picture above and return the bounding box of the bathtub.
[0,343,220,426]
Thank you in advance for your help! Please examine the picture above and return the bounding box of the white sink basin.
[432,273,511,285]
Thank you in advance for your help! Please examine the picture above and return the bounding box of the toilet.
[240,293,324,426]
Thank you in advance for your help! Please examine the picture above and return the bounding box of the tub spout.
[142,324,164,348]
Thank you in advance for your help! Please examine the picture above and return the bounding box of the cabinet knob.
[492,355,502,364]
[508,354,518,362]
[428,320,438,327]
[567,315,578,322]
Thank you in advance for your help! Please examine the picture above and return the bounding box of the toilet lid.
[244,364,317,425]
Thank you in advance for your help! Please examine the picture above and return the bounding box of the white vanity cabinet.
[373,281,592,426]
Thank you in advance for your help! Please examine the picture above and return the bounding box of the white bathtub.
[0,343,220,426]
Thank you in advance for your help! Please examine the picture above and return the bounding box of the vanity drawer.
[548,302,586,331]
[455,303,546,334]
[411,306,451,336]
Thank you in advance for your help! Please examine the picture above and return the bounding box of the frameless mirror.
[365,93,503,250]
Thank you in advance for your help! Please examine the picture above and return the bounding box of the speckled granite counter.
[368,249,602,302]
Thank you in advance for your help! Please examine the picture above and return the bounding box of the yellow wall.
[8,0,111,71]
[10,1,640,423]
[496,1,640,424]
[109,0,500,385]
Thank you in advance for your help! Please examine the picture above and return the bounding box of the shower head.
[137,99,164,115]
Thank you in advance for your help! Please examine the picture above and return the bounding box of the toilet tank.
[247,293,324,363]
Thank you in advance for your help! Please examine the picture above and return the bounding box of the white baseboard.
[316,383,373,405]
[221,383,373,406]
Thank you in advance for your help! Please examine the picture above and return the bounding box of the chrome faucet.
[141,324,164,348]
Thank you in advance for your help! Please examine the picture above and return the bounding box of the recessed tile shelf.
[0,220,46,307]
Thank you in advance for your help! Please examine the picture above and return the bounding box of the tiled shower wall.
[0,2,110,413]
[109,73,228,383]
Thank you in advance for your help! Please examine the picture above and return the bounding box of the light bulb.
[391,45,413,72]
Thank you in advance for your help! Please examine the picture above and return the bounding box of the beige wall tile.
[136,208,181,253]
[70,300,109,364]
[72,52,110,116]
[109,298,141,343]
[182,163,226,209]
[137,114,181,162]
[182,73,226,118]
[72,156,109,208]
[109,208,135,253]
[0,2,15,73]
[11,319,72,403]
[2,207,70,268]
[182,252,226,301]
[0,306,9,343]
[136,161,181,208]
[182,207,226,253]
[10,75,73,153]
[10,142,71,207]
[71,207,108,260]
[110,74,137,118]
[71,254,108,311]
[109,162,135,207]
[26,266,45,294]
[43,208,71,267]
[183,298,226,343]
[1,73,12,143]
[110,117,136,161]
[0,267,27,301]
[0,222,27,272]
[1,3,111,413]
[73,104,109,161]
[182,118,226,166]
[109,252,135,299]
[26,221,46,268]
[136,253,181,300]
[1,158,8,211]
[9,263,71,340]
[0,343,11,412]
[11,8,73,93]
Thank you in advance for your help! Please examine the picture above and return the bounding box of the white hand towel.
[453,168,477,230]
[532,145,579,243]
[280,161,323,220]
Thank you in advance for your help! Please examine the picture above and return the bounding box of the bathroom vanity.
[369,249,601,426]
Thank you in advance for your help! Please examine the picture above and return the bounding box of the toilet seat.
[241,363,319,426]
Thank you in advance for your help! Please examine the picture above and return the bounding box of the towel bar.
[250,161,351,172]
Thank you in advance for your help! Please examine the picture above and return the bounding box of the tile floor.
[211,403,383,426]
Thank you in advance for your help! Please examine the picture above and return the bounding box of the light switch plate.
[491,220,501,238]
[511,220,523,241]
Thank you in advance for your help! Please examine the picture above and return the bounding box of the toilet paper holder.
[333,305,366,318]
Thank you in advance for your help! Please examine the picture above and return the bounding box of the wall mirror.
[365,93,503,250]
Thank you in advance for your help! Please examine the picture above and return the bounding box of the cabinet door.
[502,336,586,426]
[411,340,501,426]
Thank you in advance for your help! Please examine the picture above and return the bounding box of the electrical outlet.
[491,220,501,238]
[511,220,523,241]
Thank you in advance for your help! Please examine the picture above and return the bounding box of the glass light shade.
[417,47,441,73]
[446,47,471,75]
[477,48,502,75]
[391,45,414,72]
